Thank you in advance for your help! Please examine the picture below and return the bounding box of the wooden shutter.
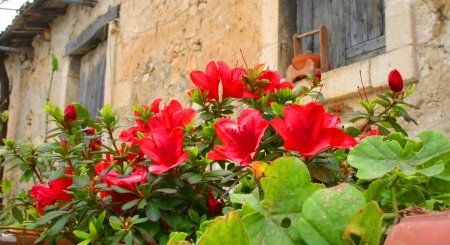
[296,0,385,68]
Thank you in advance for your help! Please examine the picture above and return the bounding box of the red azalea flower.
[208,109,269,166]
[140,127,188,174]
[207,189,224,217]
[388,69,404,92]
[190,61,252,101]
[190,61,220,101]
[120,98,162,143]
[29,169,73,214]
[242,65,292,97]
[270,102,357,159]
[95,162,147,213]
[64,105,77,125]
[148,100,195,132]
[217,61,256,99]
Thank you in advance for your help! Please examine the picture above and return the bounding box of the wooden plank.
[345,46,385,64]
[65,5,120,56]
[367,0,384,39]
[329,0,347,68]
[297,0,313,53]
[346,35,385,59]
[278,0,297,75]
[349,0,369,47]
[78,41,106,117]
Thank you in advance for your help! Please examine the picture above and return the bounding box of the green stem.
[383,213,397,220]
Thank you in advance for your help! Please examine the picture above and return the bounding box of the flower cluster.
[1,59,422,245]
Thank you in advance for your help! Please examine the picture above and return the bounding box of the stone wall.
[407,0,450,135]
[4,0,263,143]
[2,0,263,193]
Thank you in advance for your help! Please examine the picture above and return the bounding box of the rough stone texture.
[406,0,450,136]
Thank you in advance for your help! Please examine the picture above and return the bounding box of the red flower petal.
[140,127,188,174]
[208,109,268,166]
[190,61,219,101]
[270,102,356,159]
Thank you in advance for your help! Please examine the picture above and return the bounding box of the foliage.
[1,59,449,245]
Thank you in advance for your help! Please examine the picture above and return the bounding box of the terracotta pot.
[384,211,450,245]
[0,227,73,245]
[292,54,321,70]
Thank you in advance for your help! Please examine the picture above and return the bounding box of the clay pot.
[384,211,450,245]
[0,228,73,245]
[292,54,321,70]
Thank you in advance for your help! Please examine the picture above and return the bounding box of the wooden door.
[78,41,106,117]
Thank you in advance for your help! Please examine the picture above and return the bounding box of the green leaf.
[145,203,160,222]
[187,174,202,184]
[77,239,92,245]
[188,209,200,223]
[35,210,68,225]
[271,103,284,117]
[49,167,67,181]
[48,215,71,236]
[74,230,91,240]
[364,179,390,202]
[155,188,177,194]
[12,206,23,223]
[348,131,450,179]
[198,211,249,245]
[1,179,12,194]
[298,184,366,245]
[109,216,122,230]
[51,54,59,72]
[124,231,133,245]
[168,232,191,245]
[122,199,139,211]
[111,185,134,194]
[72,175,91,188]
[235,157,324,245]
[343,201,384,245]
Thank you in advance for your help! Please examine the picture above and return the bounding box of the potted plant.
[0,60,449,245]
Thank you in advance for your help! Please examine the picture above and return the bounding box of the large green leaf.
[348,131,450,179]
[197,211,249,245]
[232,157,324,245]
[298,184,366,245]
[343,201,383,245]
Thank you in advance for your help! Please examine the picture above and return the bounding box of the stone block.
[321,59,370,100]
[385,0,415,51]
[370,45,418,88]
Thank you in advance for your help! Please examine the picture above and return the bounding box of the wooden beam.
[65,5,120,56]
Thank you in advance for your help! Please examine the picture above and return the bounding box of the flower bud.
[388,69,403,92]
[314,70,322,80]
[64,105,77,125]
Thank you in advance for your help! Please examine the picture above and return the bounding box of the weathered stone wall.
[114,0,262,115]
[4,0,263,142]
[2,0,263,192]
[407,0,450,135]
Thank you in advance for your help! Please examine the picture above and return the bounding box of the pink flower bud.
[388,69,404,92]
